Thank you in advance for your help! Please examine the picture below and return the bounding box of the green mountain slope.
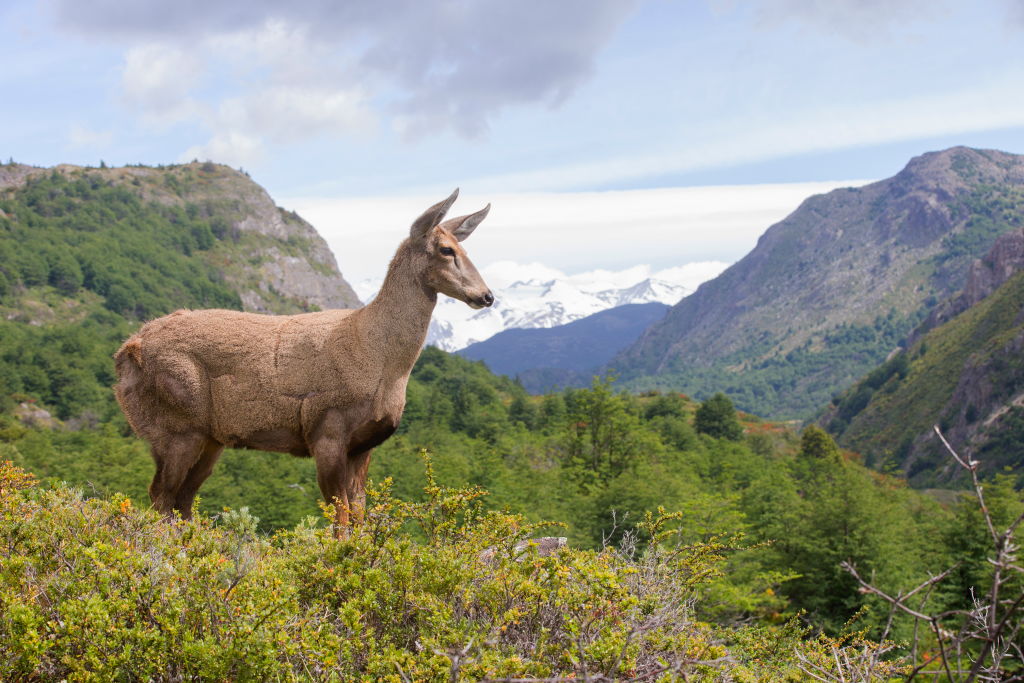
[825,228,1024,486]
[610,147,1024,419]
[0,161,358,419]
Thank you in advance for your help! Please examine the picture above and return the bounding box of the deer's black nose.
[482,291,494,307]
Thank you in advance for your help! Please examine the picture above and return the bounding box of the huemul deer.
[114,189,493,535]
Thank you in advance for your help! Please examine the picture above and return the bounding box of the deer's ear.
[410,188,459,239]
[440,203,490,242]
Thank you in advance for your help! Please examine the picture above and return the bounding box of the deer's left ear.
[410,188,459,239]
[440,203,490,242]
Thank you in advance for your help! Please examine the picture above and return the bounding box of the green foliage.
[1,344,963,646]
[0,460,909,681]
[695,392,743,441]
[0,171,241,320]
[940,475,1024,614]
[632,309,927,420]
[0,311,132,418]
[798,425,841,464]
[939,183,1024,266]
[978,406,1024,475]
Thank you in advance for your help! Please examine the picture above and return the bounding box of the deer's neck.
[359,241,436,378]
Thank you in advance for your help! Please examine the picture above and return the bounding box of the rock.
[13,402,60,429]
[911,228,1024,344]
[514,537,567,556]
[479,537,568,562]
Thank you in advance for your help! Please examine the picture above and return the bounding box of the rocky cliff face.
[910,228,1024,344]
[610,147,1024,418]
[826,228,1024,485]
[836,282,1024,485]
[0,162,359,314]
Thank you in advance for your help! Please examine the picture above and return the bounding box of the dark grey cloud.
[55,0,639,139]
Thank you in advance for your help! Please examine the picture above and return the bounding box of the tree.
[643,392,687,420]
[798,425,841,464]
[538,393,566,432]
[508,395,536,429]
[47,250,84,295]
[694,392,743,440]
[561,377,662,484]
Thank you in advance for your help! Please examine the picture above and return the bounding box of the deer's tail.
[114,335,145,402]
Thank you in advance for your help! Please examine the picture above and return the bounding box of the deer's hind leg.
[346,449,373,527]
[148,432,208,519]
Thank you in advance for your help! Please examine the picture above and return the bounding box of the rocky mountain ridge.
[609,146,1024,418]
[0,161,360,314]
[910,226,1024,344]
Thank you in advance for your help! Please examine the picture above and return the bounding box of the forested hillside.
[611,147,1024,419]
[824,231,1024,486]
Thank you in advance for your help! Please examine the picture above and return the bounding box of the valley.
[1,151,1023,678]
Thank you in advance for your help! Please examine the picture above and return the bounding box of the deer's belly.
[209,374,303,449]
[231,428,309,456]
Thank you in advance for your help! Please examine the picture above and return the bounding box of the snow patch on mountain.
[355,260,729,351]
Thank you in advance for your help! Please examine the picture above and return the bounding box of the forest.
[3,350,1022,678]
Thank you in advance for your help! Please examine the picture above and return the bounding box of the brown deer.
[114,189,493,535]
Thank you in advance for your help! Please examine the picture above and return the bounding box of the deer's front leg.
[312,436,351,538]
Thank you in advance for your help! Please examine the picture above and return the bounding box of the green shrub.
[0,459,906,681]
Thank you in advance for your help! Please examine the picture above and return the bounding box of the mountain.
[0,160,358,420]
[824,227,1024,485]
[610,147,1024,419]
[457,302,669,392]
[412,261,725,351]
[0,161,359,314]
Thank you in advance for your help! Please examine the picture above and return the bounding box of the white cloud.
[153,19,376,166]
[182,130,264,167]
[216,85,375,144]
[68,124,112,149]
[750,0,945,42]
[283,180,869,284]
[121,43,203,126]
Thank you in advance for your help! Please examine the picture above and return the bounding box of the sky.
[3,0,1024,283]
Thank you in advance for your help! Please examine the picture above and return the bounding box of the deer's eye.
[439,246,455,257]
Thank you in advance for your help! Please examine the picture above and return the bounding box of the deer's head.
[409,189,494,309]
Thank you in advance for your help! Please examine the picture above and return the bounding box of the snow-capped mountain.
[354,260,729,351]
